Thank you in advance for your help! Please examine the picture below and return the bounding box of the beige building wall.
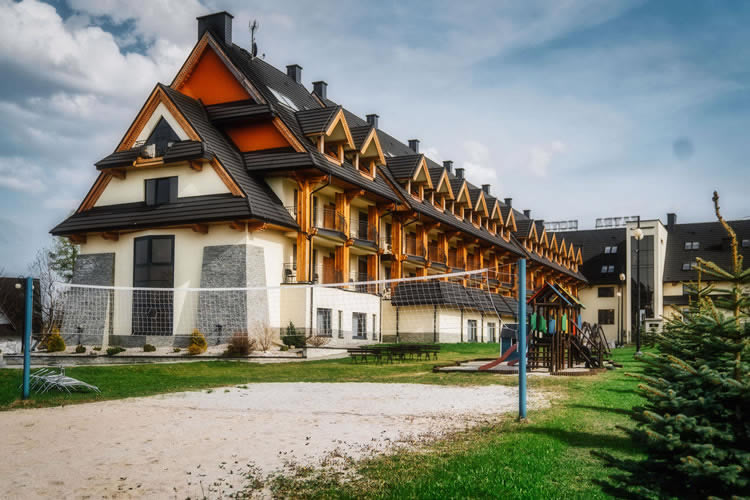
[578,285,625,345]
[78,224,290,336]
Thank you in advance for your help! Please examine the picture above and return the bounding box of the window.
[684,241,700,250]
[268,87,299,111]
[467,319,478,342]
[372,314,378,341]
[682,262,696,271]
[132,236,174,335]
[487,322,496,343]
[604,246,617,254]
[145,177,177,206]
[742,239,750,248]
[353,312,367,338]
[316,308,332,336]
[601,265,615,273]
[598,309,615,325]
[598,286,615,298]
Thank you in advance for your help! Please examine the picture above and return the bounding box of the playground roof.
[527,282,585,309]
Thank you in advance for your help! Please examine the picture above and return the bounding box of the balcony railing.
[379,235,393,253]
[282,262,298,283]
[349,271,370,293]
[315,207,348,234]
[350,223,378,242]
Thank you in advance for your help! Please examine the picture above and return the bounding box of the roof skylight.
[268,88,299,111]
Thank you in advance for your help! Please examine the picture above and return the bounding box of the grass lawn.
[0,343,505,409]
[264,347,645,499]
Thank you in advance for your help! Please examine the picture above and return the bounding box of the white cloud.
[526,140,566,178]
[0,0,186,99]
[460,140,498,187]
[0,157,46,193]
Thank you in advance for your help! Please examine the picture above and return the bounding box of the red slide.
[479,344,518,371]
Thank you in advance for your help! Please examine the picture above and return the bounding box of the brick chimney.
[408,139,420,153]
[482,184,491,195]
[443,160,453,173]
[504,197,512,208]
[455,168,464,179]
[366,114,379,128]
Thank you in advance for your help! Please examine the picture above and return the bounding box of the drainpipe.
[308,175,331,335]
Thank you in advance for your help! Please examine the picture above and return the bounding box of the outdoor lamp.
[633,227,644,240]
[619,272,626,282]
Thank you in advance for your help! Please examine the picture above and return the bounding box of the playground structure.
[469,282,611,375]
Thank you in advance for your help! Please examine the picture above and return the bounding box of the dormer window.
[684,241,700,250]
[145,177,177,207]
[743,239,750,248]
[682,262,696,271]
[604,246,618,254]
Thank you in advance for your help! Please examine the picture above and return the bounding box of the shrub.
[280,345,289,352]
[93,346,102,351]
[188,329,207,355]
[187,344,204,356]
[253,322,275,351]
[283,321,306,347]
[306,335,331,347]
[46,333,66,352]
[143,343,156,352]
[172,347,181,353]
[106,346,125,356]
[75,344,86,354]
[225,331,257,357]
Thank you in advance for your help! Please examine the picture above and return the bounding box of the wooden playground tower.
[526,282,610,373]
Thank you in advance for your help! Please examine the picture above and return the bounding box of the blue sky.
[0,0,748,274]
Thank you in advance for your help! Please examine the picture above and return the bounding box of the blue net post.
[22,277,32,400]
[518,259,527,420]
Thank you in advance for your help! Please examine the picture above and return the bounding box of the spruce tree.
[600,192,749,499]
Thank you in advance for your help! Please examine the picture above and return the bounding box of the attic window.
[600,265,615,273]
[145,177,177,206]
[743,239,750,248]
[684,241,700,250]
[268,88,299,111]
[604,246,618,254]
[682,262,696,271]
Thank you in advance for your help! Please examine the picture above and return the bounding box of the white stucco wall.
[95,162,229,207]
[77,224,289,336]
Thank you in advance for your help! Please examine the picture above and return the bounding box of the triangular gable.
[506,208,517,232]
[576,247,583,265]
[539,229,549,248]
[489,200,503,223]
[529,221,539,242]
[358,127,385,164]
[118,85,200,151]
[454,181,472,208]
[434,169,455,199]
[549,232,558,253]
[324,108,354,148]
[558,236,566,256]
[172,32,262,105]
[473,190,489,217]
[412,156,433,190]
[567,242,576,260]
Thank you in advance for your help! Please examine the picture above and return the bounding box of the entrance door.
[132,236,174,335]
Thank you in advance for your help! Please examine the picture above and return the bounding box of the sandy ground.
[0,382,547,499]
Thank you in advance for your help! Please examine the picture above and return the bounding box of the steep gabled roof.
[663,220,750,282]
[386,154,424,180]
[556,228,626,285]
[295,106,340,135]
[161,84,297,227]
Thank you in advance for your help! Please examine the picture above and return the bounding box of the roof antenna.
[249,19,259,59]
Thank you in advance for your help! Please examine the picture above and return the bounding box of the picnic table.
[347,344,440,364]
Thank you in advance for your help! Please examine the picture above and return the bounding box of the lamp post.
[618,272,626,346]
[633,217,644,354]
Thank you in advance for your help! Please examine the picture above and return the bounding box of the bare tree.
[28,249,64,337]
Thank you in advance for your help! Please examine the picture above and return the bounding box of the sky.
[0,0,749,274]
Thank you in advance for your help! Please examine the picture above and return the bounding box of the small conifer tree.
[600,192,749,498]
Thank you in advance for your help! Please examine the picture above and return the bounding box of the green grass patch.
[0,343,503,410]
[265,347,645,499]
